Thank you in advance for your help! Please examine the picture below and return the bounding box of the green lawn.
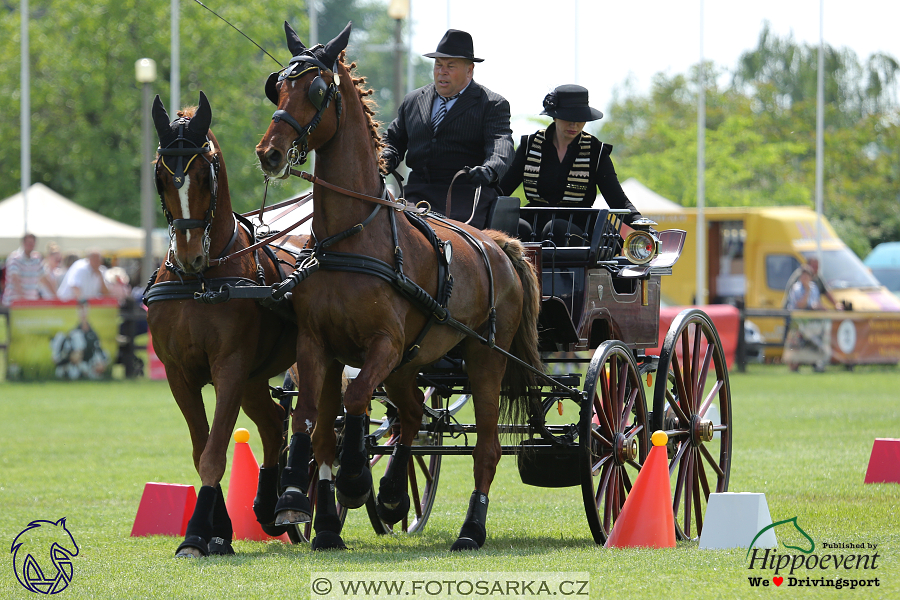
[1,365,898,599]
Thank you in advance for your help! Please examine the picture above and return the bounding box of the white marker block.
[699,492,777,550]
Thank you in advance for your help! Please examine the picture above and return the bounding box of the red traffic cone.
[605,430,676,548]
[225,428,290,542]
[864,438,900,484]
[131,482,196,537]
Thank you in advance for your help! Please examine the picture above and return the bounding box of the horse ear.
[285,20,306,56]
[321,22,352,67]
[188,91,212,136]
[151,95,171,139]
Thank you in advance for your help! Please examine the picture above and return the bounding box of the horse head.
[152,91,227,274]
[256,21,352,178]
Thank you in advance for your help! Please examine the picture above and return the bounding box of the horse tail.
[488,231,543,428]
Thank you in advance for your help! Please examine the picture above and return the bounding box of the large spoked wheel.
[278,373,348,545]
[580,341,649,545]
[365,386,443,534]
[652,308,732,541]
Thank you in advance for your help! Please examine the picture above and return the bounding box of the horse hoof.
[311,530,347,551]
[261,523,289,536]
[449,537,481,552]
[375,492,410,525]
[175,536,208,558]
[275,509,312,526]
[208,537,235,556]
[335,467,372,509]
[274,490,312,525]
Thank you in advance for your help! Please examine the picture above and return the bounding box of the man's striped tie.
[432,92,460,131]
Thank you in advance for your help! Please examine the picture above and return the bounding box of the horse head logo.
[11,518,79,594]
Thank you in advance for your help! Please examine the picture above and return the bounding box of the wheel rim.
[580,341,649,544]
[653,309,732,541]
[365,386,442,534]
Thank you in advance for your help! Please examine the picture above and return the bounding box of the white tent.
[592,178,684,213]
[0,183,165,257]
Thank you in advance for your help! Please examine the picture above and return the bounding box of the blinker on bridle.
[265,48,343,167]
[155,118,220,234]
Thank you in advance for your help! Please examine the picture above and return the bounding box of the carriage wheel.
[364,386,443,534]
[580,341,649,545]
[651,308,732,541]
[278,374,348,545]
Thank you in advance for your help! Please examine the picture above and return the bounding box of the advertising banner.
[783,311,900,367]
[7,299,119,380]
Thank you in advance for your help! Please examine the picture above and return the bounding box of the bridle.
[265,46,343,167]
[155,118,221,260]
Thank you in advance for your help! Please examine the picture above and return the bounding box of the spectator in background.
[2,233,57,305]
[104,266,131,302]
[57,250,110,302]
[783,257,842,309]
[786,266,821,310]
[41,242,65,297]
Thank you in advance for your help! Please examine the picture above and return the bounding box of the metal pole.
[141,82,155,288]
[171,0,180,111]
[309,0,318,45]
[815,0,825,266]
[574,0,579,84]
[696,0,706,305]
[393,18,403,116]
[406,0,414,94]
[21,0,30,233]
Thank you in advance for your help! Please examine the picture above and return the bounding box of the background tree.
[599,22,900,257]
[0,0,427,226]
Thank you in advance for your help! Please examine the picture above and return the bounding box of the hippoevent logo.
[746,517,881,590]
[11,518,79,594]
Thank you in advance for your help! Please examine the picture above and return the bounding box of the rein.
[290,169,430,214]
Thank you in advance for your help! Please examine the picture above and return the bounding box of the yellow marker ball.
[234,428,250,444]
[651,430,668,447]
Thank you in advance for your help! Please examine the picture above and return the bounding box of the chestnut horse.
[146,92,308,557]
[255,23,542,551]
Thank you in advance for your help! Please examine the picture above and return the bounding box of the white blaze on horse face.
[179,174,192,243]
[319,463,332,480]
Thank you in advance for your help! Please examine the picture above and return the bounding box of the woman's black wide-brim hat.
[541,84,603,121]
[424,29,483,63]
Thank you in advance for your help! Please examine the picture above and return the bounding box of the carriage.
[267,201,733,546]
[148,21,732,555]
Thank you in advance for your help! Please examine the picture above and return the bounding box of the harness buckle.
[415,201,431,215]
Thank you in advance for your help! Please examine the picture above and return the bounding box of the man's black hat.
[424,29,483,63]
[540,85,604,122]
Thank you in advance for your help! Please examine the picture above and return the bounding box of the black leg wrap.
[335,413,372,509]
[210,484,233,545]
[450,491,489,552]
[176,484,217,557]
[376,444,412,525]
[254,466,290,535]
[280,433,311,491]
[311,479,346,551]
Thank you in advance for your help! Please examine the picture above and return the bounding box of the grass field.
[1,365,898,599]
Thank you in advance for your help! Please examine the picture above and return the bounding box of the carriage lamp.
[135,58,157,83]
[623,230,659,265]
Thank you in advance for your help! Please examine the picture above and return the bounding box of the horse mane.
[339,51,387,172]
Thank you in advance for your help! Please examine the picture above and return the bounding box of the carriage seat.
[518,206,623,267]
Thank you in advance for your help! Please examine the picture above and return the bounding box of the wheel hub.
[691,415,714,444]
[614,432,638,465]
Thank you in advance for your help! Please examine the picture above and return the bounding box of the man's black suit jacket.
[383,81,514,226]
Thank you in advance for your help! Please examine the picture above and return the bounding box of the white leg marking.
[178,174,192,243]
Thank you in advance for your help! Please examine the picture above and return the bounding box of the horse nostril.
[265,148,283,169]
[191,255,205,272]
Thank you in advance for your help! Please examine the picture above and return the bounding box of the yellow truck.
[644,206,900,358]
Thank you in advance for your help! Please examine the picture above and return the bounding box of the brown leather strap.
[239,192,312,218]
[208,211,313,267]
[445,169,469,218]
[290,169,429,214]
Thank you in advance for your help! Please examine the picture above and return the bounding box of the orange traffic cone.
[225,428,290,542]
[605,430,676,548]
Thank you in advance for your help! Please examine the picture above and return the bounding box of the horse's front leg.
[309,361,348,550]
[333,336,402,510]
[375,375,425,524]
[175,364,246,557]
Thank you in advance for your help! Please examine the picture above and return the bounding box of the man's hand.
[466,166,495,187]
